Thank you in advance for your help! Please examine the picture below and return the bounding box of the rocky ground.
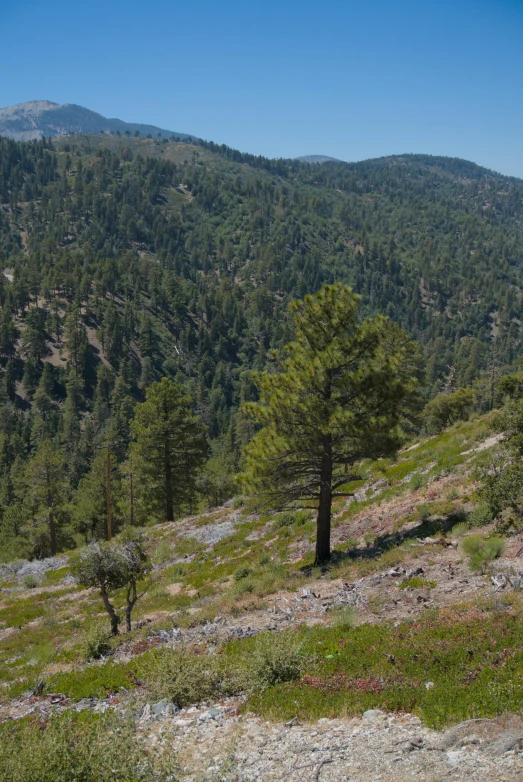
[139,703,523,781]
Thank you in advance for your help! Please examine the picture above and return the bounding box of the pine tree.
[241,284,421,564]
[130,378,208,521]
[24,440,66,556]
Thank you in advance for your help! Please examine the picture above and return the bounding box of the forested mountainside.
[0,132,522,559]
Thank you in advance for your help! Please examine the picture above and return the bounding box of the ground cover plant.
[0,710,179,782]
[245,606,523,730]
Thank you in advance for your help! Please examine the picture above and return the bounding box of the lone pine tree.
[242,284,420,564]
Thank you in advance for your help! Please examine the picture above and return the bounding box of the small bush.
[451,522,469,538]
[0,710,178,782]
[410,473,427,491]
[81,625,112,661]
[468,504,492,528]
[23,574,38,589]
[275,512,295,528]
[235,578,255,596]
[330,606,356,629]
[234,566,251,581]
[140,647,239,707]
[246,632,303,692]
[462,534,505,571]
[399,577,437,590]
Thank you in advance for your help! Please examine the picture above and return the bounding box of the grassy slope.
[1,412,522,730]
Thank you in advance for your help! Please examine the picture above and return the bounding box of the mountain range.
[0,100,194,142]
[0,101,341,162]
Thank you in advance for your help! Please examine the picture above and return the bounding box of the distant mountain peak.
[0,100,193,142]
[295,155,342,164]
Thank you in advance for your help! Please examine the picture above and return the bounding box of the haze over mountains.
[0,100,194,143]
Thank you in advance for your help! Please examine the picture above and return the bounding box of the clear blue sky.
[2,0,523,176]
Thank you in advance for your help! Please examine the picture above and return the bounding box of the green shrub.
[329,606,356,629]
[410,473,427,491]
[139,647,239,707]
[462,534,505,571]
[235,578,255,596]
[399,577,437,590]
[0,711,178,782]
[81,624,112,661]
[234,566,251,581]
[23,574,39,589]
[468,504,492,528]
[451,522,469,538]
[275,512,295,528]
[47,662,135,699]
[245,632,303,692]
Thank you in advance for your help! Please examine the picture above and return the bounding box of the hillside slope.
[1,414,523,779]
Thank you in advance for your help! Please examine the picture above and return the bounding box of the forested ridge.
[0,131,522,559]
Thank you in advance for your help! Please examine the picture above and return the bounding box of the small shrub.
[246,632,303,692]
[275,512,295,528]
[462,534,505,571]
[235,578,255,596]
[140,647,238,707]
[154,539,174,565]
[254,572,277,596]
[468,504,492,528]
[399,577,437,590]
[330,606,356,629]
[234,566,251,581]
[0,710,178,782]
[47,662,135,700]
[23,575,38,589]
[258,553,271,566]
[451,522,469,538]
[81,625,112,661]
[410,472,428,491]
[231,496,245,509]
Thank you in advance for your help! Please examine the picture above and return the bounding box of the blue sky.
[2,0,522,176]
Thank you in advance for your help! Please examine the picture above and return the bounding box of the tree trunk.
[315,435,333,565]
[125,582,137,632]
[100,587,120,635]
[47,488,57,556]
[164,436,173,521]
[125,602,135,632]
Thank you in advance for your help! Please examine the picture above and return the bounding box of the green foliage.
[423,388,476,433]
[131,378,208,522]
[138,646,239,707]
[451,521,469,537]
[22,574,38,589]
[247,610,523,729]
[72,531,152,634]
[244,632,303,692]
[241,284,421,563]
[81,624,112,661]
[0,710,179,782]
[47,661,136,699]
[398,577,437,589]
[409,472,427,491]
[467,503,492,528]
[462,534,505,571]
